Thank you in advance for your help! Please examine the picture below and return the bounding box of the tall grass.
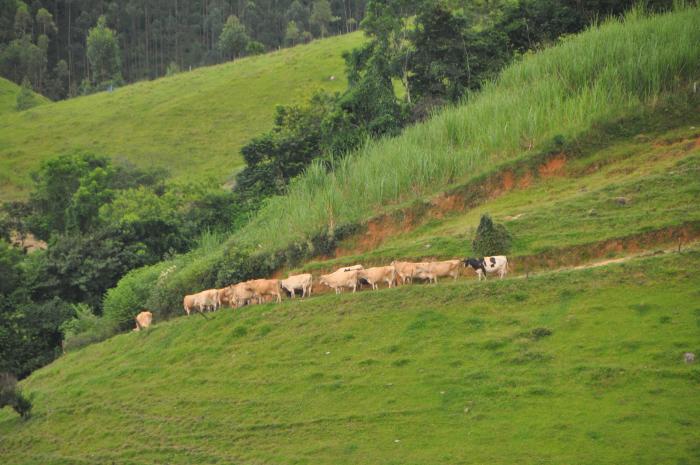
[233,6,700,251]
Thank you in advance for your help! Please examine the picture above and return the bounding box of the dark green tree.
[472,214,512,257]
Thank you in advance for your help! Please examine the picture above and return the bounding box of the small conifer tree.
[472,214,512,256]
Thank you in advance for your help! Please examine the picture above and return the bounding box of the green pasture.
[1,250,699,464]
[0,32,364,200]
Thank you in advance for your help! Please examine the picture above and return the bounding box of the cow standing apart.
[281,273,313,298]
[358,266,396,290]
[415,260,462,284]
[319,268,359,294]
[133,311,153,331]
[463,256,509,280]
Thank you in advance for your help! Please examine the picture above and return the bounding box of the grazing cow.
[217,287,232,308]
[246,279,283,304]
[281,273,313,298]
[226,282,256,308]
[182,289,220,316]
[133,311,153,331]
[415,260,462,284]
[319,269,359,294]
[391,261,431,285]
[463,255,509,280]
[358,266,396,290]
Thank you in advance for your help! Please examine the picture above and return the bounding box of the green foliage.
[218,15,249,60]
[0,373,31,419]
[310,0,337,38]
[472,214,512,257]
[86,16,121,86]
[28,153,111,239]
[14,77,36,110]
[0,297,73,378]
[285,20,302,46]
[102,264,165,331]
[59,303,116,352]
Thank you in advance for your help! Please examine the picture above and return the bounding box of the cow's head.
[463,258,485,272]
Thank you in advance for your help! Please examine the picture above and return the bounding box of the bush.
[0,373,32,419]
[103,263,165,330]
[60,303,118,352]
[15,77,38,111]
[472,214,512,256]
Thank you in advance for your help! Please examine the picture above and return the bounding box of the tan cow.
[246,279,282,304]
[217,287,232,308]
[391,261,430,285]
[358,266,396,290]
[319,269,359,294]
[225,282,257,308]
[133,310,153,331]
[182,289,220,316]
[415,259,462,284]
[281,273,313,298]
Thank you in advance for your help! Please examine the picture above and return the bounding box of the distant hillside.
[0,32,364,200]
[0,78,49,116]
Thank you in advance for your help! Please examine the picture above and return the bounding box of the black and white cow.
[462,256,508,281]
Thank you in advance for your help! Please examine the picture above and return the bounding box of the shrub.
[103,263,165,330]
[0,373,32,419]
[60,303,118,352]
[15,77,38,111]
[472,214,512,256]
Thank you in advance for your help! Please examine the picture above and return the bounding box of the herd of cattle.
[180,255,510,317]
[132,256,508,330]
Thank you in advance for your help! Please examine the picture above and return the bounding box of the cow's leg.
[276,292,282,303]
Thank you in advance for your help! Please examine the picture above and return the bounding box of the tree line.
[0,0,368,100]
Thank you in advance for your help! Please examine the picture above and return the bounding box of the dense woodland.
[0,0,368,99]
[0,0,676,379]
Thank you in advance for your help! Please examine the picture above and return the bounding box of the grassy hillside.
[0,77,49,116]
[0,32,364,200]
[97,6,700,325]
[1,250,699,464]
[234,7,700,252]
[298,114,700,273]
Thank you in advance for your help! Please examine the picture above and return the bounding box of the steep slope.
[1,250,699,464]
[0,32,364,200]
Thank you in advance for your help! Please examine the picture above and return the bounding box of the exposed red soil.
[537,154,567,178]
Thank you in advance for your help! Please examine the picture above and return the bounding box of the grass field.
[1,250,699,464]
[0,32,364,200]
